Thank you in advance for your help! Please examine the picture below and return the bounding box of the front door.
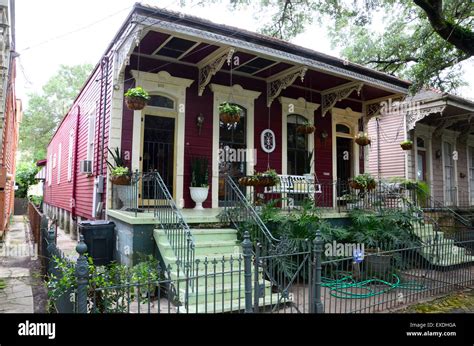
[336,137,352,196]
[141,115,175,204]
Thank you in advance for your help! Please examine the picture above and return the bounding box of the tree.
[19,64,93,162]
[182,0,473,92]
[14,162,38,198]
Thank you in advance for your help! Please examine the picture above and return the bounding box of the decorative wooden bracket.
[363,94,406,120]
[407,105,446,131]
[433,114,472,138]
[266,66,308,107]
[197,47,235,96]
[458,115,474,143]
[321,81,363,117]
[112,20,144,86]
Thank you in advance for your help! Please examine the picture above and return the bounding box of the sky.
[15,0,474,107]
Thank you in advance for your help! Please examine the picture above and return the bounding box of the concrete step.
[158,240,240,257]
[183,294,284,313]
[190,229,238,242]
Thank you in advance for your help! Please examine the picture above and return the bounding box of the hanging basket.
[239,177,255,187]
[220,112,241,124]
[296,125,315,134]
[111,175,131,186]
[355,137,371,146]
[349,180,376,191]
[125,96,148,111]
[400,142,413,150]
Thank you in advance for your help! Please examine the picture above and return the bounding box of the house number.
[261,129,276,153]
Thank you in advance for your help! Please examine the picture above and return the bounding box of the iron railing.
[111,171,196,287]
[223,174,279,250]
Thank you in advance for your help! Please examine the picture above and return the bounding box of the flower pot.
[219,112,240,124]
[116,185,133,210]
[189,187,209,210]
[400,142,413,150]
[355,137,371,146]
[125,96,148,111]
[296,125,315,134]
[365,250,393,276]
[349,181,363,190]
[111,175,131,186]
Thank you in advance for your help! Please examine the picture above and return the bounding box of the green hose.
[321,273,425,299]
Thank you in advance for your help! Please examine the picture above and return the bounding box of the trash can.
[78,220,115,266]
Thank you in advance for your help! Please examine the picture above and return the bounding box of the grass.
[401,289,474,313]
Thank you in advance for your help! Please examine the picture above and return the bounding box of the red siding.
[45,57,113,220]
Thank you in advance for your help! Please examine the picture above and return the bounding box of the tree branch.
[413,0,474,56]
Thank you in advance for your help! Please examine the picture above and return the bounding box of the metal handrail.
[223,175,279,247]
[150,171,196,274]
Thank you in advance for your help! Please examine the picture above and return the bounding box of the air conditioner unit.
[79,160,92,175]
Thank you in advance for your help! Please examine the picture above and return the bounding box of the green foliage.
[0,279,5,290]
[111,166,129,177]
[19,64,93,162]
[218,102,241,115]
[348,209,420,249]
[47,255,160,313]
[124,86,150,100]
[190,157,209,187]
[351,173,376,189]
[29,195,43,207]
[400,139,413,145]
[14,162,38,198]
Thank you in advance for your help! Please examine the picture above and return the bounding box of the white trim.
[57,143,62,185]
[67,129,74,182]
[130,70,193,206]
[210,83,261,208]
[279,96,320,175]
[441,135,457,206]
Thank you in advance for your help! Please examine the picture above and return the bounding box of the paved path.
[0,215,46,313]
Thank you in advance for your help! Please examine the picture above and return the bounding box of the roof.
[133,3,411,90]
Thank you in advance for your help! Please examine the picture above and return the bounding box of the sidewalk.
[0,215,47,313]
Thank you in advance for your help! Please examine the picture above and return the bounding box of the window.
[336,124,351,134]
[148,95,174,109]
[67,129,74,182]
[287,114,309,175]
[417,137,425,148]
[87,110,96,165]
[57,143,62,184]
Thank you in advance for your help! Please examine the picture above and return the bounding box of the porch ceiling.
[131,25,404,104]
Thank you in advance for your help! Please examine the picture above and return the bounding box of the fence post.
[39,215,48,259]
[46,224,56,274]
[75,235,89,313]
[312,230,324,313]
[242,231,253,313]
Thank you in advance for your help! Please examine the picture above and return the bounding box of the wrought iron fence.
[44,225,474,314]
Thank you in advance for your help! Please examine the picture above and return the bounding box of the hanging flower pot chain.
[124,86,151,111]
[219,102,241,124]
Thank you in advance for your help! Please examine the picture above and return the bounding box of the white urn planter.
[189,187,209,210]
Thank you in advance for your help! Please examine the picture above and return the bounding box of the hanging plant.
[124,86,151,111]
[355,132,371,146]
[238,169,278,187]
[400,140,413,150]
[296,121,315,134]
[349,173,377,191]
[219,102,241,124]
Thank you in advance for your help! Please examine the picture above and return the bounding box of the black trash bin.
[79,220,115,265]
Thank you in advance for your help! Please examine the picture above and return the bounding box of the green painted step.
[153,228,276,312]
[183,294,286,314]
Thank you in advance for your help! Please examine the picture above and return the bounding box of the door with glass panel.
[443,142,455,206]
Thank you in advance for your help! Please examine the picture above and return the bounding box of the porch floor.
[107,207,347,226]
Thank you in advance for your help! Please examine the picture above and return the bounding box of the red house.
[43,4,410,264]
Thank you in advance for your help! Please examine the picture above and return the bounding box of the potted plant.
[400,139,413,150]
[296,121,315,134]
[124,86,151,111]
[219,102,241,124]
[107,148,130,186]
[190,157,209,210]
[239,169,279,188]
[355,132,371,146]
[349,173,377,191]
